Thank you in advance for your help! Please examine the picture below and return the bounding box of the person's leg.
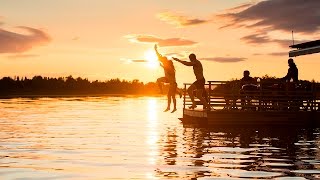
[157,77,167,94]
[164,92,171,112]
[171,95,177,113]
[187,84,197,108]
[176,88,182,98]
[193,79,210,110]
[196,89,210,110]
[202,90,209,103]
[170,83,177,113]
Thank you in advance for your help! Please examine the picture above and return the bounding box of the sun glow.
[144,50,159,68]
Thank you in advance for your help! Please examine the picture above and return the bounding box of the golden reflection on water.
[146,98,159,166]
[1,97,320,179]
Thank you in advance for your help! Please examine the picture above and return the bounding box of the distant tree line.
[0,76,162,96]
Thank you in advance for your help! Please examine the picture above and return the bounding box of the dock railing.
[183,80,320,112]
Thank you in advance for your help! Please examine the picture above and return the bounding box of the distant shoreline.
[0,93,165,99]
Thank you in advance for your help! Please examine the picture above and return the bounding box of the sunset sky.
[0,0,319,85]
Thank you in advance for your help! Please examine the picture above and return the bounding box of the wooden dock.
[181,81,320,126]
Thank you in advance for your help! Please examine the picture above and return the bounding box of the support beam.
[289,45,320,57]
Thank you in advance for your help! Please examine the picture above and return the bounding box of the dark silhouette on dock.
[155,44,181,113]
[240,70,259,110]
[282,58,299,82]
[173,54,210,110]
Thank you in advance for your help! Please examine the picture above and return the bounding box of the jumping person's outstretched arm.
[154,44,162,60]
[173,57,195,66]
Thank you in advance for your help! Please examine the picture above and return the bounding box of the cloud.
[120,58,149,64]
[157,12,210,27]
[241,33,303,48]
[7,54,39,59]
[72,36,80,41]
[219,0,320,34]
[267,52,289,56]
[241,33,271,44]
[202,57,246,63]
[0,26,51,54]
[131,59,148,63]
[0,16,4,26]
[226,3,253,12]
[126,34,197,47]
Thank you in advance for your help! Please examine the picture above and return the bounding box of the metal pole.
[292,31,295,45]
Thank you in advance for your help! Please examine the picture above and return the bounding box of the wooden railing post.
[312,82,316,111]
[183,84,187,111]
[208,81,211,108]
[258,80,262,111]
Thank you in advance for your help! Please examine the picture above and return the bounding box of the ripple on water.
[1,97,320,179]
[291,170,320,174]
[208,168,283,178]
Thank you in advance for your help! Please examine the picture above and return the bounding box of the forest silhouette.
[0,75,317,97]
[0,76,162,96]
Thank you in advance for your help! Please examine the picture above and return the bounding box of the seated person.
[282,58,298,82]
[241,70,255,87]
[240,70,258,109]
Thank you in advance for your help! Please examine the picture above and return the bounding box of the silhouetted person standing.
[282,58,298,82]
[173,54,210,110]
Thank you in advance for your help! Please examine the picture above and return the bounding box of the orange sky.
[0,0,319,85]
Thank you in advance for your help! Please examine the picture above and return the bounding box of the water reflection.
[0,97,320,179]
[147,98,159,166]
[156,125,320,179]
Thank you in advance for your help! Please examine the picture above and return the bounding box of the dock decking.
[181,81,320,126]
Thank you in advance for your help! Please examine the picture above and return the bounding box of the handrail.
[182,80,320,112]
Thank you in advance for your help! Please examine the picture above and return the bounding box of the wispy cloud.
[7,54,39,59]
[225,3,253,12]
[0,26,51,53]
[241,32,303,48]
[0,16,4,26]
[218,0,320,34]
[267,52,289,56]
[157,12,210,27]
[202,57,246,63]
[164,52,185,58]
[131,59,148,63]
[120,58,149,64]
[126,34,197,47]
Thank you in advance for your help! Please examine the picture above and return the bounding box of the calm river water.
[1,96,320,179]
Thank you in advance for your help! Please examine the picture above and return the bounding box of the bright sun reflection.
[144,50,159,69]
[146,98,159,167]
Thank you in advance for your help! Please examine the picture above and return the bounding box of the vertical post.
[259,80,262,111]
[312,82,316,111]
[208,81,211,108]
[183,84,187,111]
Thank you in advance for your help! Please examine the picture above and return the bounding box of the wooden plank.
[182,109,320,126]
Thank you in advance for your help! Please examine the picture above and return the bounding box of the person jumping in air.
[154,44,181,113]
[173,54,210,110]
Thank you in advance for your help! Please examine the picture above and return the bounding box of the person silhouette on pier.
[282,58,298,82]
[240,70,257,110]
[154,45,181,113]
[173,54,210,110]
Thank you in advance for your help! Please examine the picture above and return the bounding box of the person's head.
[189,53,196,62]
[243,70,250,77]
[288,58,294,66]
